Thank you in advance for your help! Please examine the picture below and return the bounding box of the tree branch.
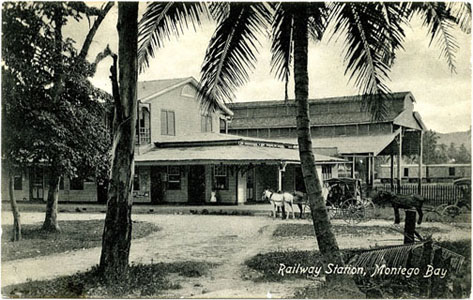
[109,52,121,132]
[79,2,114,60]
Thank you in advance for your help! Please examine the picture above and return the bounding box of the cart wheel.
[435,204,449,214]
[326,201,337,220]
[442,205,461,222]
[341,198,364,225]
[362,199,376,221]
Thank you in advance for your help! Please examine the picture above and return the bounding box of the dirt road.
[1,212,470,298]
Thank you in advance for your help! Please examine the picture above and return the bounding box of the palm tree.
[138,1,469,292]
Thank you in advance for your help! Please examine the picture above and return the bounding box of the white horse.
[262,190,295,219]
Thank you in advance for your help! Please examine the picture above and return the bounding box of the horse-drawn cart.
[323,178,376,225]
[425,178,471,222]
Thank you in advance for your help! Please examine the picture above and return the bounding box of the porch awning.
[314,133,399,156]
[277,132,399,156]
[135,144,346,166]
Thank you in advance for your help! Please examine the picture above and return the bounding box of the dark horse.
[372,191,425,225]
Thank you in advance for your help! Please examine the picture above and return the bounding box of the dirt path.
[1,212,470,298]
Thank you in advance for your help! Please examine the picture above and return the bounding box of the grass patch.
[2,220,159,261]
[272,223,448,238]
[246,240,471,298]
[3,261,215,298]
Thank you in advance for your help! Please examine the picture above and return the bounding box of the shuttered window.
[161,110,176,136]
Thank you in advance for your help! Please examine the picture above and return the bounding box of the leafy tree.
[447,142,458,162]
[1,2,113,232]
[423,130,441,164]
[138,2,469,294]
[455,143,471,163]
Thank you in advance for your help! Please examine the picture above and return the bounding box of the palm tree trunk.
[293,9,362,296]
[99,2,138,279]
[8,168,21,241]
[42,173,61,231]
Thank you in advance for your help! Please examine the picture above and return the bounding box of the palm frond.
[446,2,471,34]
[328,3,406,121]
[199,2,272,112]
[348,243,425,269]
[138,2,209,73]
[308,2,328,42]
[410,2,460,73]
[270,3,294,101]
[348,242,465,273]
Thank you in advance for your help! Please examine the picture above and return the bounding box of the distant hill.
[436,130,471,151]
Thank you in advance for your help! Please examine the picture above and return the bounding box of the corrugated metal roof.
[229,91,412,107]
[228,92,414,129]
[275,132,399,156]
[393,110,426,130]
[135,144,345,165]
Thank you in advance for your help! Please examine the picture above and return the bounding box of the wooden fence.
[375,183,464,206]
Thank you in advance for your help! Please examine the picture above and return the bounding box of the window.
[13,173,22,190]
[59,176,64,190]
[322,165,332,180]
[70,177,84,190]
[161,110,175,136]
[213,165,228,190]
[133,169,140,191]
[404,168,409,177]
[167,166,181,190]
[449,167,456,176]
[201,114,213,132]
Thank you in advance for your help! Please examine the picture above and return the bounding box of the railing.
[136,128,151,144]
[375,183,464,206]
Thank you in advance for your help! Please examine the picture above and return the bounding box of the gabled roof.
[138,77,192,100]
[138,77,233,116]
[228,92,416,129]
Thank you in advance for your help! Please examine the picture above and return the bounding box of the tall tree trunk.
[293,9,362,297]
[8,168,21,241]
[43,4,64,231]
[42,173,61,231]
[99,2,138,279]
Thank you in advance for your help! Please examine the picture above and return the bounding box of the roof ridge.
[229,91,411,106]
[138,77,193,84]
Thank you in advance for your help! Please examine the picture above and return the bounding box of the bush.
[4,261,216,298]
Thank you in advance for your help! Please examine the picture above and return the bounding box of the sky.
[68,3,472,134]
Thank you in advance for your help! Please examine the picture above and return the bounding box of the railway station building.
[227,92,428,191]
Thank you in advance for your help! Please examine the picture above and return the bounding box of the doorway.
[188,165,206,204]
[151,166,166,204]
[30,167,44,201]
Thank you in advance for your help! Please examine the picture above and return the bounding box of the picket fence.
[376,183,464,206]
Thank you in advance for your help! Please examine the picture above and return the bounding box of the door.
[30,167,44,201]
[188,165,206,204]
[247,168,255,201]
[151,166,165,204]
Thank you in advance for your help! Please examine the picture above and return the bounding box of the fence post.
[404,209,416,244]
[420,238,433,297]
